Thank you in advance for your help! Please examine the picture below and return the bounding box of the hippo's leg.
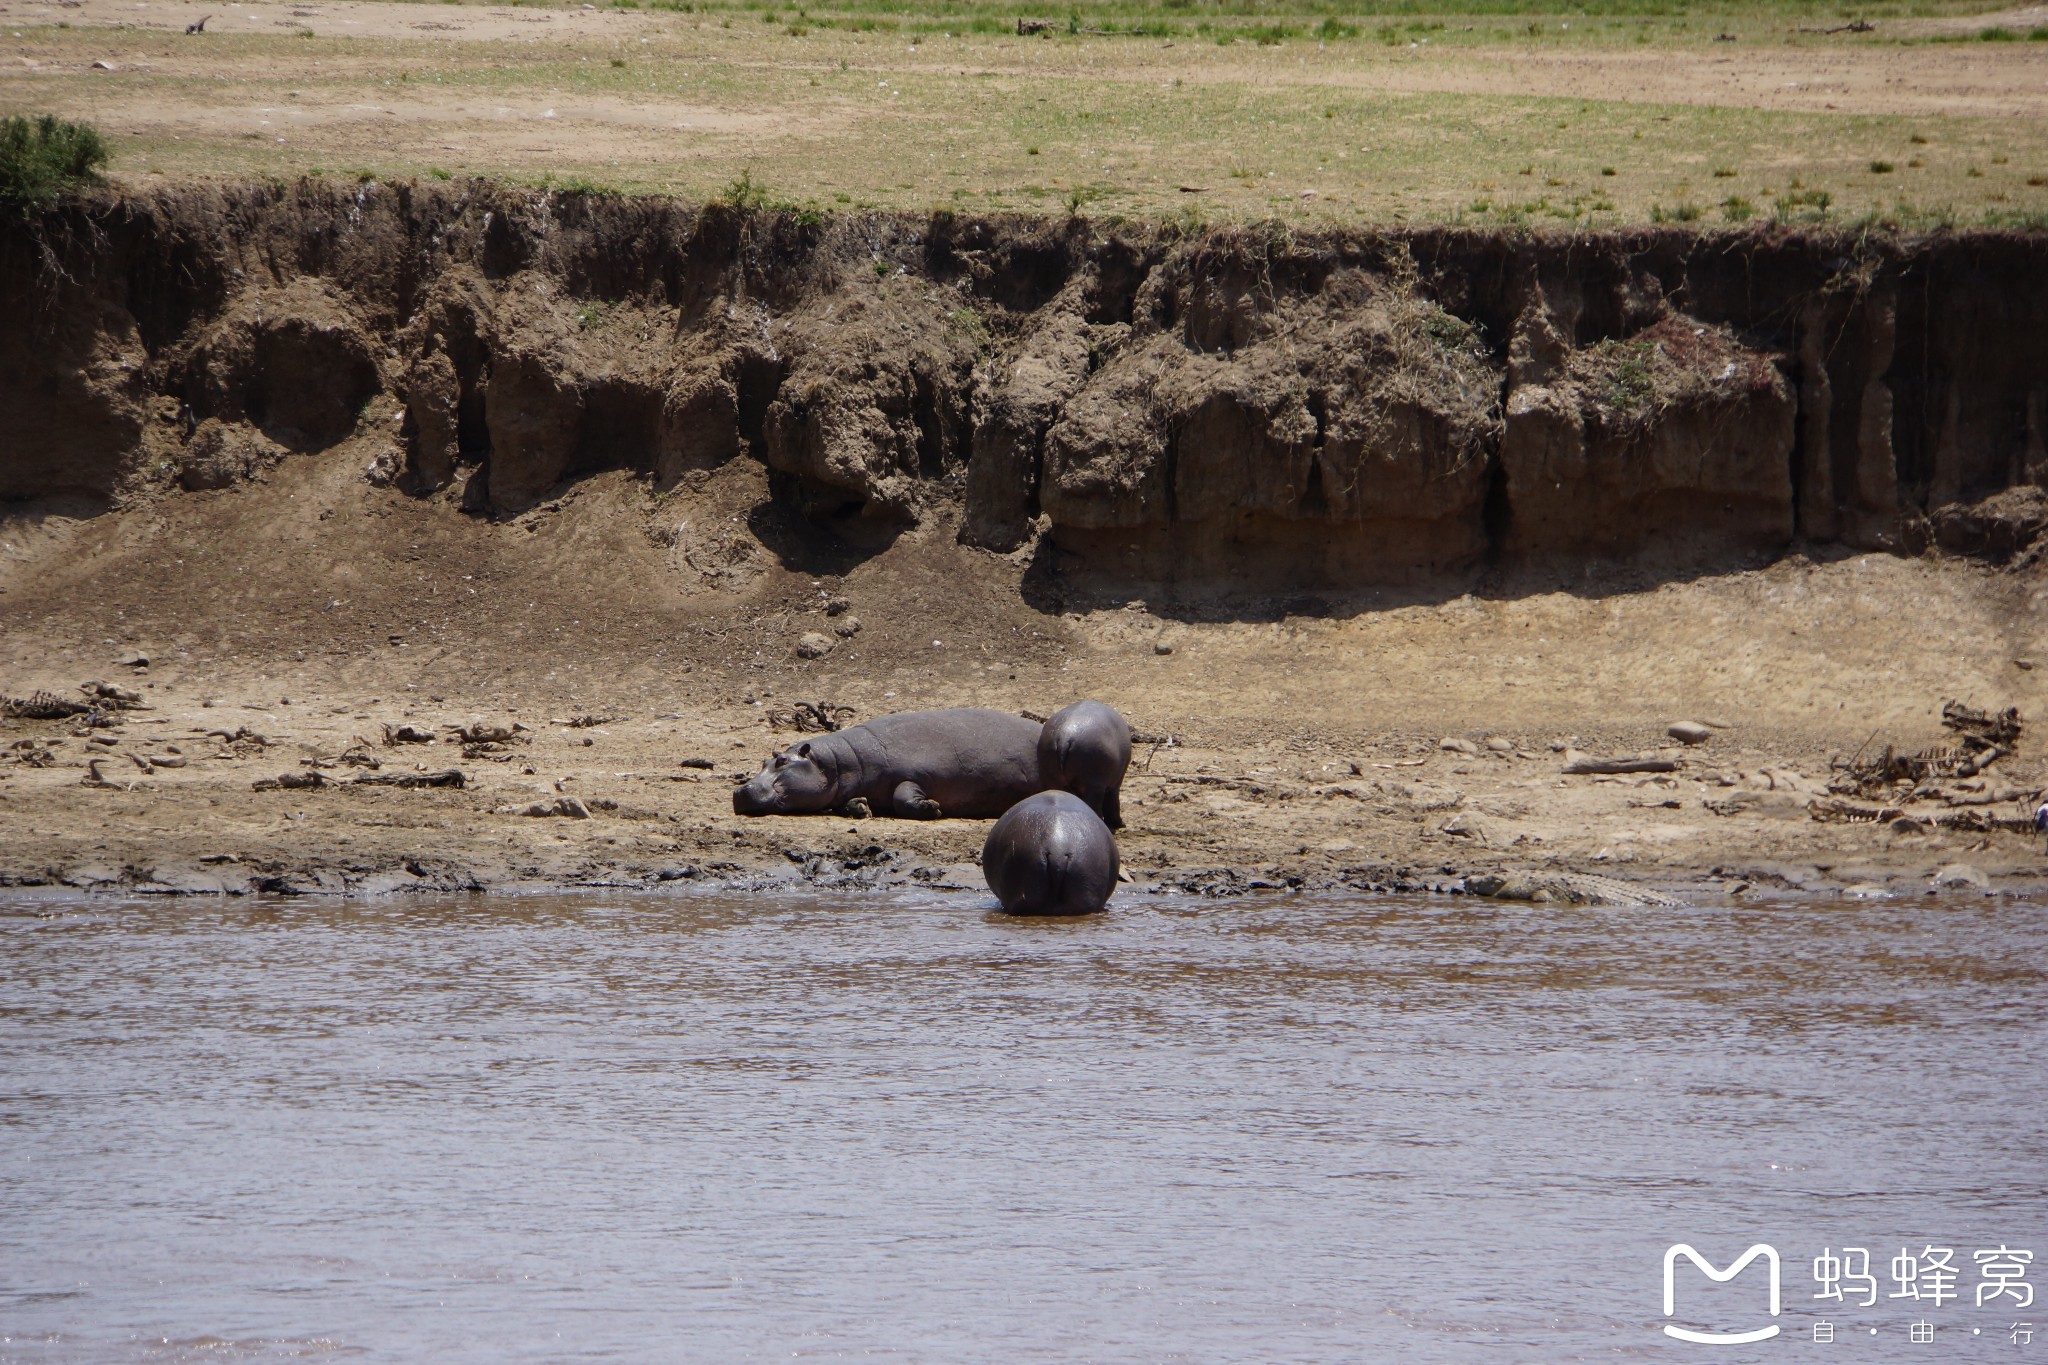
[1103,787,1123,831]
[890,781,943,819]
[837,796,872,819]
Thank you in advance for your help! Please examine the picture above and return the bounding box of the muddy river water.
[1,888,2043,1362]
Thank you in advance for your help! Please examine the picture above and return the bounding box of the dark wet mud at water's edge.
[1,889,2043,1362]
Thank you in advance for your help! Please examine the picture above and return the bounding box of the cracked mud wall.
[4,181,2047,598]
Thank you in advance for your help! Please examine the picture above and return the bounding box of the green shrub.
[0,114,109,215]
[721,168,767,211]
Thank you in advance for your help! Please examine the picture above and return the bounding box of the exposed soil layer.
[9,185,2048,585]
[6,186,2048,903]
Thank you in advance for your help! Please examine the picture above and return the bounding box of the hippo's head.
[731,742,835,815]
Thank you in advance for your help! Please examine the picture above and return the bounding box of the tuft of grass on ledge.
[0,113,109,216]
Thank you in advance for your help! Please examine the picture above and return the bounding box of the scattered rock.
[832,616,863,639]
[178,419,283,491]
[507,796,591,818]
[1705,789,1808,817]
[823,596,852,616]
[1153,640,1174,655]
[1440,737,1481,756]
[766,701,856,732]
[1930,862,1990,892]
[59,863,124,888]
[253,771,328,791]
[1483,736,1515,753]
[1923,486,2048,563]
[363,447,403,486]
[795,631,836,660]
[82,680,145,707]
[678,756,715,770]
[353,768,466,789]
[450,722,525,745]
[1667,721,1713,745]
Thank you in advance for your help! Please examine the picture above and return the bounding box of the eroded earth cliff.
[9,182,2048,592]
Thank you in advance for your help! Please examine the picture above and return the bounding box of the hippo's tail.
[1041,848,1076,908]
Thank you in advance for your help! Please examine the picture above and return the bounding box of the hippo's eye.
[773,755,787,768]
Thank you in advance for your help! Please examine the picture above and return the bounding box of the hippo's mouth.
[732,783,774,815]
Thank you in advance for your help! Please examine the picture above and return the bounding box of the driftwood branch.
[1562,754,1679,776]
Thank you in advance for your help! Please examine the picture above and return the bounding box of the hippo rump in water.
[1037,699,1132,829]
[732,707,1043,819]
[982,790,1118,915]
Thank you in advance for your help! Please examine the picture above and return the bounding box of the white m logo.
[1662,1243,1781,1345]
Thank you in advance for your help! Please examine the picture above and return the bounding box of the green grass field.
[3,0,2044,226]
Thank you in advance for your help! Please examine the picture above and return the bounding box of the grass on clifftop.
[0,115,108,215]
[2,0,2045,227]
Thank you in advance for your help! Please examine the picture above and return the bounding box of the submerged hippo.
[1037,699,1132,829]
[982,790,1118,915]
[733,707,1042,819]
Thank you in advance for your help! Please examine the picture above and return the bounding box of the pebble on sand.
[1667,721,1714,745]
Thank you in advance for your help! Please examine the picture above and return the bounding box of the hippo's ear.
[796,742,814,758]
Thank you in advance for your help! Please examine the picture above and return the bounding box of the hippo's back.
[860,707,1042,754]
[852,708,1043,817]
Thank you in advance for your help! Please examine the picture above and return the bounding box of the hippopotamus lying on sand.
[733,703,1133,823]
[982,790,1118,915]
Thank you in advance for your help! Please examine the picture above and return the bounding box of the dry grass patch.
[1,0,2044,225]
